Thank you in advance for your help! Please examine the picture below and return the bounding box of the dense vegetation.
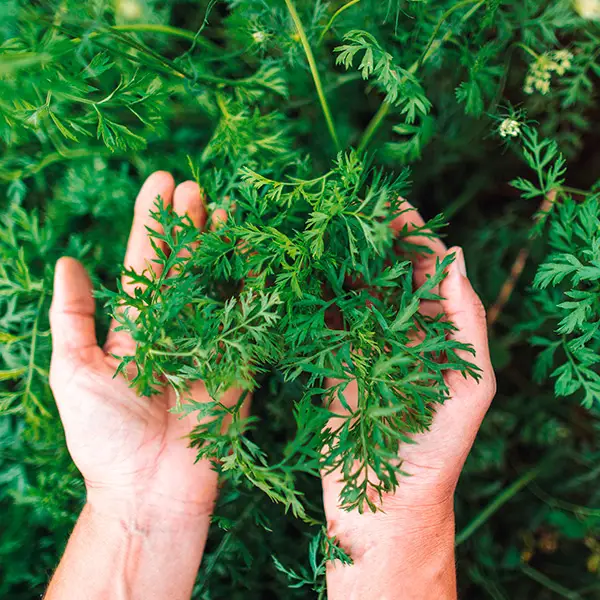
[1,0,600,598]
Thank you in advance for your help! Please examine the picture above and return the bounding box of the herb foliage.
[1,1,600,598]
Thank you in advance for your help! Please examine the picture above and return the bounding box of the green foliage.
[335,30,432,120]
[272,528,352,597]
[108,155,477,514]
[1,0,600,598]
[530,195,600,408]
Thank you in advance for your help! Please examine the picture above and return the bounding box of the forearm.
[46,496,210,600]
[326,506,457,600]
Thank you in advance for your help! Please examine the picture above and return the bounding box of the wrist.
[327,491,455,553]
[47,490,212,600]
[85,484,215,528]
[326,500,456,600]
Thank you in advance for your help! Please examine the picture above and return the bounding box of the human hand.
[322,203,496,599]
[49,171,242,520]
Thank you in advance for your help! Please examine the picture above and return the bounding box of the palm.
[54,347,208,498]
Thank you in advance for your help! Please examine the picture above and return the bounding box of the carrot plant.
[1,1,599,598]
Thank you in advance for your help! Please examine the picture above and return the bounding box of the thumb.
[400,247,496,470]
[439,247,495,413]
[50,257,98,357]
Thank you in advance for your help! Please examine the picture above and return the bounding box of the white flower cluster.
[574,0,600,20]
[116,0,143,20]
[499,118,521,138]
[524,49,573,95]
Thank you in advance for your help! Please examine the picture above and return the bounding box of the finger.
[122,171,176,294]
[390,199,447,289]
[211,208,228,231]
[171,180,206,264]
[439,247,495,408]
[50,257,98,357]
[105,171,175,354]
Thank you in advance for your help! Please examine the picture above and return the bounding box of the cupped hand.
[49,171,242,519]
[322,203,496,598]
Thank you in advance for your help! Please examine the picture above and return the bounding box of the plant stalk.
[112,23,205,44]
[455,463,543,546]
[285,0,341,151]
[358,0,484,152]
[318,0,362,43]
[520,564,582,599]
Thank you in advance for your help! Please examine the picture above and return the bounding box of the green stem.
[318,0,362,43]
[108,28,190,75]
[417,0,481,68]
[455,464,543,546]
[515,42,540,60]
[358,0,484,152]
[45,19,262,88]
[528,482,600,517]
[285,0,340,151]
[288,73,362,109]
[0,147,118,182]
[357,100,391,154]
[559,185,593,197]
[520,564,582,599]
[112,23,201,43]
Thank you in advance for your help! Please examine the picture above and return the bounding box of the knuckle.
[176,180,200,195]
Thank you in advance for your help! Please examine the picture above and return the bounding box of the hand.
[322,203,496,599]
[49,170,242,519]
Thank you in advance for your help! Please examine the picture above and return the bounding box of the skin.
[46,173,495,600]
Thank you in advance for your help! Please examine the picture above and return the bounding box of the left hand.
[322,203,496,599]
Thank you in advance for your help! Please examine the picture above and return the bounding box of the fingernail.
[455,247,467,277]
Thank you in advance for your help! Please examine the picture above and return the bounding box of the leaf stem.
[112,23,205,44]
[487,192,555,326]
[0,146,118,182]
[515,43,540,60]
[23,291,51,419]
[357,100,391,154]
[285,0,341,151]
[416,0,481,69]
[455,463,543,546]
[559,185,594,197]
[520,564,582,599]
[528,481,600,517]
[318,0,362,43]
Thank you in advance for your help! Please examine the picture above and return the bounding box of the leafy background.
[1,0,600,598]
